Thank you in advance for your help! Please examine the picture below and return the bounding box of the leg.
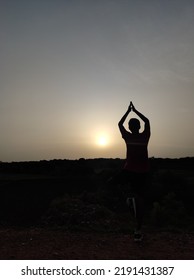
[133,173,149,230]
[126,194,144,230]
[134,194,144,231]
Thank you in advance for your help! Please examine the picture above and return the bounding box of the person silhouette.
[115,102,151,241]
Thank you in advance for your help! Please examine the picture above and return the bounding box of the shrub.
[150,192,188,227]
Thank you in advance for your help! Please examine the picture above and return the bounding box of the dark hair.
[128,118,140,132]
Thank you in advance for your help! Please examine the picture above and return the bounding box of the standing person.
[118,101,151,241]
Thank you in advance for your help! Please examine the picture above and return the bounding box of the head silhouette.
[128,118,140,133]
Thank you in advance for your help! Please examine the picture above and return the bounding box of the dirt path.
[0,227,193,260]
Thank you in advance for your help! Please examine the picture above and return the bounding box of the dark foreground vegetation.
[0,157,194,231]
[0,157,194,259]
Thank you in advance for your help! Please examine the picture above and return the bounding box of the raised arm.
[118,104,131,135]
[131,102,150,134]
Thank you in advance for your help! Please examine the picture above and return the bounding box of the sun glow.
[96,135,109,147]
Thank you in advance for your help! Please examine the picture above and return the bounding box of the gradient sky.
[1,0,194,162]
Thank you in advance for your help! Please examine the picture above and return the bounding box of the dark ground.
[0,227,194,260]
[0,158,194,260]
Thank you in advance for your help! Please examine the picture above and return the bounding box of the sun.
[97,135,108,147]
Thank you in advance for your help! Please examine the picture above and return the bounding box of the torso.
[122,131,150,173]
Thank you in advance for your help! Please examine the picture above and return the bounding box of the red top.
[121,129,150,173]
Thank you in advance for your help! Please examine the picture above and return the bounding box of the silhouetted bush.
[150,192,188,227]
[0,158,194,229]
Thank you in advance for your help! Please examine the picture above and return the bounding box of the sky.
[1,0,194,162]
